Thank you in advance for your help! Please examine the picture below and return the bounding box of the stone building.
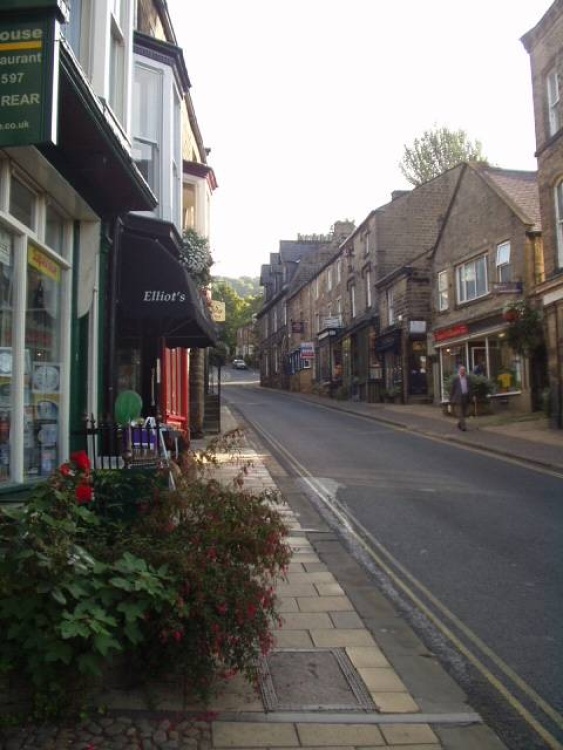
[522,0,563,427]
[429,164,543,411]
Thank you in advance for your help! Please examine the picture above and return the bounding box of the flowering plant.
[57,451,95,505]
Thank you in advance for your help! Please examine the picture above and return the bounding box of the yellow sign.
[28,243,60,282]
[210,299,226,322]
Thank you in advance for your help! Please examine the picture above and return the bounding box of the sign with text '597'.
[0,16,59,147]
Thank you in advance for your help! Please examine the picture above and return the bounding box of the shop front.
[375,328,403,401]
[117,215,216,434]
[0,3,155,493]
[433,318,529,410]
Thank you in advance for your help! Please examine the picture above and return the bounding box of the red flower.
[70,451,91,472]
[75,483,94,504]
[59,463,73,477]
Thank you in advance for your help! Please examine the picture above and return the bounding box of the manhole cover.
[260,649,376,712]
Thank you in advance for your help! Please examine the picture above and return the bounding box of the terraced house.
[258,163,546,418]
[522,0,563,428]
[0,0,216,499]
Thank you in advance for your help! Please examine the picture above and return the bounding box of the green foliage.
[399,126,488,186]
[444,372,494,400]
[214,276,261,298]
[0,436,290,717]
[504,301,544,355]
[210,280,261,356]
[0,487,173,718]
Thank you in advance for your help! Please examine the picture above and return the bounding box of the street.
[222,375,563,750]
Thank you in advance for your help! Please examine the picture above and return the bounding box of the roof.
[475,165,541,230]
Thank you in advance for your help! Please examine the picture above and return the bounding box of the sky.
[167,0,552,279]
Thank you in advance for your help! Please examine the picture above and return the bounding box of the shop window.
[456,255,488,303]
[437,270,448,311]
[10,176,36,230]
[0,228,14,484]
[25,245,64,479]
[496,241,511,283]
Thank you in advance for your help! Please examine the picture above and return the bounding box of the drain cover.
[260,649,376,712]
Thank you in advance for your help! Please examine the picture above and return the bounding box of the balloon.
[114,390,143,424]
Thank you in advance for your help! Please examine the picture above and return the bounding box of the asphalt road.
[222,376,563,750]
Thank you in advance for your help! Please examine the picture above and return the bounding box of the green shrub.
[0,445,291,717]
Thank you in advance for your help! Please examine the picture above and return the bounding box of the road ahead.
[222,375,563,750]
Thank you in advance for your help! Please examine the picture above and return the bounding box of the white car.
[232,359,248,370]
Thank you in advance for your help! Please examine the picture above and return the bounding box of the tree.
[399,126,488,186]
[211,280,262,357]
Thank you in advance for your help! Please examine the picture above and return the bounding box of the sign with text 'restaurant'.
[0,17,58,146]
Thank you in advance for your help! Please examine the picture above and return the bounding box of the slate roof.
[475,165,541,230]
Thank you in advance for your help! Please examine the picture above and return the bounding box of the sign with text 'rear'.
[0,16,59,147]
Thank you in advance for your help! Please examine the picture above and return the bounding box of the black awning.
[119,218,217,348]
[39,46,156,217]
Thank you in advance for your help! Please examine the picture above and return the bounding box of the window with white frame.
[456,255,488,303]
[437,270,448,311]
[364,232,370,257]
[365,268,372,309]
[133,64,162,196]
[109,0,127,121]
[349,284,356,318]
[327,266,332,292]
[555,180,563,268]
[547,67,560,137]
[496,241,511,283]
[336,257,342,283]
[314,277,319,299]
[387,288,395,325]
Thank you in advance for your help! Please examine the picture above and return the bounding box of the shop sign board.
[434,324,468,342]
[0,15,59,147]
[300,341,315,359]
[210,299,226,322]
[292,320,305,333]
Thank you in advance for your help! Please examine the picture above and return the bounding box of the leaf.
[93,633,120,657]
[51,587,67,605]
[108,576,133,591]
[44,641,73,665]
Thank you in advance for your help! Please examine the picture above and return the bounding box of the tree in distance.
[399,126,489,187]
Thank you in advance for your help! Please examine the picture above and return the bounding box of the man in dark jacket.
[449,365,472,431]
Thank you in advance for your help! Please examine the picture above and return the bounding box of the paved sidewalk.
[5,397,558,749]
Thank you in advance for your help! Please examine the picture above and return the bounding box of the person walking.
[449,365,472,431]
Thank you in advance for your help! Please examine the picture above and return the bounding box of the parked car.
[232,358,248,370]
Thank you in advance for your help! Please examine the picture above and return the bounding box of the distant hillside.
[214,276,261,298]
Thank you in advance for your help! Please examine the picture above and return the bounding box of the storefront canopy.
[119,216,217,348]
